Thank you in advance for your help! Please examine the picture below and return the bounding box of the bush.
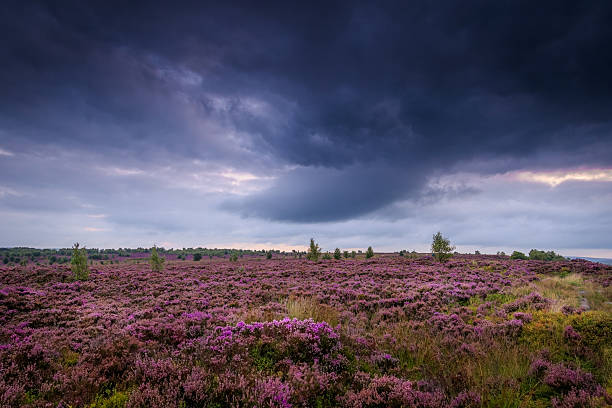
[351,251,357,258]
[322,252,332,260]
[193,253,202,261]
[266,250,273,260]
[306,238,321,262]
[431,232,455,263]
[343,250,349,258]
[150,246,165,272]
[71,243,89,280]
[334,248,342,260]
[510,251,528,260]
[529,249,566,261]
[230,253,238,262]
[365,246,374,259]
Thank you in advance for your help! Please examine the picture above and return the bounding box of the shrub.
[529,249,566,261]
[510,251,528,260]
[334,248,342,260]
[306,238,321,262]
[193,253,202,261]
[322,252,332,260]
[71,243,89,280]
[266,250,273,260]
[343,250,349,258]
[365,246,374,259]
[431,232,455,263]
[150,246,165,272]
[230,253,239,262]
[351,251,357,258]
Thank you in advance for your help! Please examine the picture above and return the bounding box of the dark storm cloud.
[1,0,612,222]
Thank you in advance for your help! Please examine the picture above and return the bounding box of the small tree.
[343,250,349,258]
[365,246,374,259]
[322,252,332,260]
[431,232,455,263]
[71,243,89,280]
[150,245,165,272]
[306,238,321,262]
[193,253,202,261]
[334,248,342,260]
[266,250,273,260]
[351,250,357,258]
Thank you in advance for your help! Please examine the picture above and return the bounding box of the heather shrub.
[365,246,374,259]
[431,232,455,263]
[71,242,90,280]
[149,246,165,272]
[306,238,321,262]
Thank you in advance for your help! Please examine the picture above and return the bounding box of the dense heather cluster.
[1,256,611,407]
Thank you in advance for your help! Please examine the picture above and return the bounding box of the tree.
[266,250,273,259]
[193,253,202,261]
[343,250,349,258]
[431,232,455,263]
[71,243,89,280]
[150,245,165,272]
[306,238,321,262]
[351,251,357,258]
[334,248,342,260]
[322,252,332,260]
[510,251,528,260]
[365,246,374,259]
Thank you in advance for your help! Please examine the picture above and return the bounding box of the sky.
[1,1,612,256]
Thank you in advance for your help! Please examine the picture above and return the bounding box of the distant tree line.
[510,249,567,261]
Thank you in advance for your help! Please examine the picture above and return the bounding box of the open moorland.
[1,255,611,407]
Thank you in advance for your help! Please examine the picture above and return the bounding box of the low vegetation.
[0,248,610,407]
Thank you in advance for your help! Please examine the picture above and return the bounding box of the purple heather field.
[1,255,611,407]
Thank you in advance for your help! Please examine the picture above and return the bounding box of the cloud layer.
[1,1,611,254]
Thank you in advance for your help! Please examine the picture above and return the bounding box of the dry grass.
[509,273,612,313]
[284,296,339,326]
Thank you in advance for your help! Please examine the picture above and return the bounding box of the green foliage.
[365,246,374,259]
[510,251,528,260]
[350,250,356,258]
[230,252,239,262]
[266,250,273,260]
[71,243,89,280]
[431,232,455,263]
[528,249,566,261]
[322,252,332,260]
[88,389,129,408]
[149,245,165,272]
[334,248,342,260]
[474,250,481,255]
[343,250,349,258]
[192,253,202,261]
[306,238,321,262]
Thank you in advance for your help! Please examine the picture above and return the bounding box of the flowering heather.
[0,255,610,407]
